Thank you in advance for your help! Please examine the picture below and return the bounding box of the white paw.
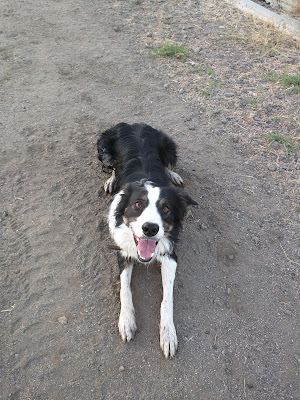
[167,169,184,186]
[104,176,115,194]
[160,321,178,358]
[118,308,137,342]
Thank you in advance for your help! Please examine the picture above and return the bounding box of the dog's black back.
[97,123,178,193]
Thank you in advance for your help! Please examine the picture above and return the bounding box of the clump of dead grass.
[226,16,300,56]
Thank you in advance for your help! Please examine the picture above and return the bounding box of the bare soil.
[1,0,299,399]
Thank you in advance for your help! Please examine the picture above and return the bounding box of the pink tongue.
[137,239,157,260]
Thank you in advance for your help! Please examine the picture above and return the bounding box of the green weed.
[248,99,259,105]
[130,0,142,5]
[193,67,204,74]
[186,209,194,219]
[192,67,215,76]
[209,80,221,88]
[263,132,299,154]
[150,42,191,61]
[201,89,211,96]
[280,74,300,93]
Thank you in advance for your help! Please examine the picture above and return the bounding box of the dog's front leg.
[160,255,178,358]
[166,168,183,186]
[117,253,137,342]
[104,169,116,194]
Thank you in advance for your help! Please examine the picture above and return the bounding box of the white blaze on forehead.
[146,184,160,207]
[141,184,161,221]
[130,184,164,239]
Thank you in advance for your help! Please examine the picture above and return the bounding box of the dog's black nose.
[142,222,159,237]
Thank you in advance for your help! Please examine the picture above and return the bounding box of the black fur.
[98,123,178,193]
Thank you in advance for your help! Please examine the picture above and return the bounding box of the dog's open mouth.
[133,232,157,263]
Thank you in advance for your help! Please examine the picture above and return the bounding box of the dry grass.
[225,16,300,56]
[292,5,300,16]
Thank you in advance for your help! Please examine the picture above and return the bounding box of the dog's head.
[112,181,197,263]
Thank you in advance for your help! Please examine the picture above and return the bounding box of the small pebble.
[283,309,292,316]
[271,141,280,150]
[119,365,125,372]
[213,297,223,306]
[192,46,201,53]
[58,316,68,325]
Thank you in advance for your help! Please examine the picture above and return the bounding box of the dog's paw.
[166,169,184,186]
[160,321,178,358]
[104,175,115,194]
[118,309,137,342]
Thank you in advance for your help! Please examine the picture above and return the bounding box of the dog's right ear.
[97,132,115,171]
[114,184,133,226]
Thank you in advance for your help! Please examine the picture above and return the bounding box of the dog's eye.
[162,206,169,213]
[135,201,142,210]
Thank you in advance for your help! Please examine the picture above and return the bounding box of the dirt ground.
[1,0,299,399]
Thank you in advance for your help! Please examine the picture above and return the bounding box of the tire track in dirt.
[67,127,119,317]
[1,122,106,398]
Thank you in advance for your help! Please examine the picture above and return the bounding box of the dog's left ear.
[173,191,198,223]
[183,193,198,207]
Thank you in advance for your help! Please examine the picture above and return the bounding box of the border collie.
[97,123,197,358]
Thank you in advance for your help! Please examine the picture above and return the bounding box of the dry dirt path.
[1,0,299,399]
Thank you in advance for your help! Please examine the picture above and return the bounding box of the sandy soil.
[1,0,299,399]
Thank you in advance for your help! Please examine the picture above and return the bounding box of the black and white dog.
[97,123,197,358]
